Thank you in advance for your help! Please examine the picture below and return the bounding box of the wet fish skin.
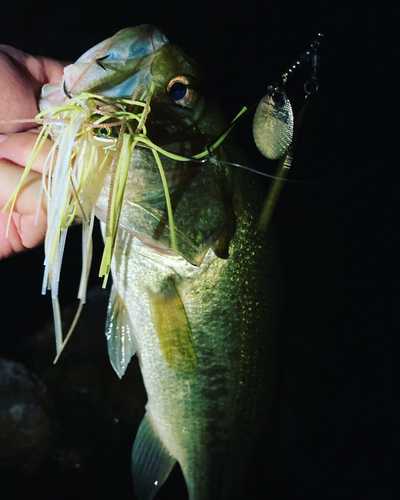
[89,27,282,499]
[110,198,280,499]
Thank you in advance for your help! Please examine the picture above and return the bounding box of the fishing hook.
[63,81,73,99]
[95,55,109,71]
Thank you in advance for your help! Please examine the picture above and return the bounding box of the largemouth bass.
[33,25,281,499]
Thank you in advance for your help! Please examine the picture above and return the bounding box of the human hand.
[0,45,66,258]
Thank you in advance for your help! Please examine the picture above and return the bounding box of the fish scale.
[105,179,280,499]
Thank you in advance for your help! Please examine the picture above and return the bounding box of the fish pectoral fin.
[132,412,177,500]
[105,284,137,379]
[148,276,197,376]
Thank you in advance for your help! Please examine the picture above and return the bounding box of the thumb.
[0,45,67,133]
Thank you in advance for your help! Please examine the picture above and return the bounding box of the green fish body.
[40,26,282,500]
[108,203,281,500]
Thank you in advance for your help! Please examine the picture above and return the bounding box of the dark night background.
[0,1,398,499]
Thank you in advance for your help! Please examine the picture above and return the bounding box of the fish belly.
[110,208,280,500]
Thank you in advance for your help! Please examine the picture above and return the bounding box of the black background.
[0,1,398,499]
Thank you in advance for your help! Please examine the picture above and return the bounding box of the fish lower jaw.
[138,238,177,257]
[96,210,179,259]
[122,226,213,268]
[130,230,179,258]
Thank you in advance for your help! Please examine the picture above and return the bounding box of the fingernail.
[0,134,7,144]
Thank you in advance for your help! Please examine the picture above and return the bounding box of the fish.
[24,25,282,499]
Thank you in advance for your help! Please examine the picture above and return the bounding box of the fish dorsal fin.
[105,284,137,378]
[148,276,197,376]
[132,412,177,500]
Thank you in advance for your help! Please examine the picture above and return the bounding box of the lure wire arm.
[281,33,323,91]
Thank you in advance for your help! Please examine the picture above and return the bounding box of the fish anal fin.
[148,276,197,376]
[132,412,177,500]
[105,284,137,378]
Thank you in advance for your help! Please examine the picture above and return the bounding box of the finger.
[30,54,67,85]
[0,209,47,258]
[0,47,41,131]
[0,158,46,217]
[0,45,67,133]
[0,159,46,258]
[0,211,25,256]
[0,46,66,86]
[0,131,54,174]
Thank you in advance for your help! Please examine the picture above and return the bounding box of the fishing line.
[211,158,322,183]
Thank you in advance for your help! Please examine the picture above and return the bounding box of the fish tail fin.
[132,412,177,500]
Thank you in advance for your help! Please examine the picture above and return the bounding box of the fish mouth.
[95,199,226,266]
[95,148,235,267]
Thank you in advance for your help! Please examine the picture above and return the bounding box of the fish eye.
[89,124,118,149]
[169,82,186,101]
[96,126,112,138]
[167,76,196,107]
